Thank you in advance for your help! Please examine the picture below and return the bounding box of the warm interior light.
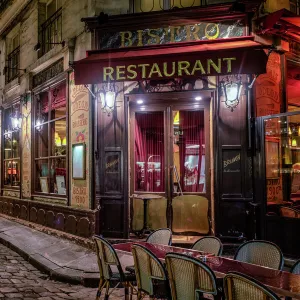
[62,137,67,146]
[195,96,202,101]
[137,99,143,104]
[292,138,297,147]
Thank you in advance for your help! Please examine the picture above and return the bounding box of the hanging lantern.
[95,83,118,116]
[10,111,22,131]
[220,75,242,112]
[35,116,44,132]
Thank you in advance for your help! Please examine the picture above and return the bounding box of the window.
[39,0,62,55]
[34,82,67,196]
[132,0,234,12]
[290,0,300,14]
[6,33,20,83]
[3,105,21,188]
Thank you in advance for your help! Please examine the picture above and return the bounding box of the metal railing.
[132,0,235,12]
[5,46,20,83]
[39,7,62,55]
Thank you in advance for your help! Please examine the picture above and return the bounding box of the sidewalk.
[0,217,99,287]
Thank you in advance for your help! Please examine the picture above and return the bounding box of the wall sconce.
[10,111,22,131]
[35,116,44,132]
[220,75,242,112]
[95,82,118,116]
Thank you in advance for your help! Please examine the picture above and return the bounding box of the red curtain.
[179,111,205,192]
[135,112,164,192]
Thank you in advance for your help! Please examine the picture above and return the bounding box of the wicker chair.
[146,228,172,245]
[93,235,136,300]
[192,236,223,256]
[132,244,171,300]
[224,272,281,300]
[234,240,284,270]
[280,206,300,218]
[165,253,222,300]
[286,260,300,300]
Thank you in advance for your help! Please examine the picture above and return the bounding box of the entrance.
[256,112,300,257]
[128,91,212,236]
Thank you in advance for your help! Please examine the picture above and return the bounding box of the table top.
[114,242,300,299]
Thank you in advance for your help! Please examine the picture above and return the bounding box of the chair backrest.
[93,235,123,280]
[291,259,300,275]
[280,206,300,218]
[192,236,223,256]
[132,244,168,296]
[146,228,172,245]
[234,240,283,270]
[165,253,218,300]
[224,272,281,300]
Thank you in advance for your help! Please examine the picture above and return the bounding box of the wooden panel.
[104,150,122,194]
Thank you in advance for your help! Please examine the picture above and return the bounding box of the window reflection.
[265,115,300,218]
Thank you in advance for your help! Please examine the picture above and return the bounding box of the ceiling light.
[141,107,146,111]
[195,96,202,101]
[137,99,143,104]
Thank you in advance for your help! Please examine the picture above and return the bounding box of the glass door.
[129,96,210,235]
[261,112,300,256]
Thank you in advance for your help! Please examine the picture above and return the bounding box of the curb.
[0,233,100,287]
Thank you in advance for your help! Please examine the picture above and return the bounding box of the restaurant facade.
[1,0,300,257]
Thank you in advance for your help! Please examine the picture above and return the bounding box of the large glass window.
[287,61,300,112]
[3,105,21,187]
[34,82,67,196]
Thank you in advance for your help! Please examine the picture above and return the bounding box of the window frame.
[2,102,21,190]
[32,77,68,199]
[5,32,20,83]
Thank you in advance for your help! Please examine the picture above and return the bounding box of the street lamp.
[220,76,242,112]
[95,83,118,116]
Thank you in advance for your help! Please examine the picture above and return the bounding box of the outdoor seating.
[126,228,172,273]
[234,240,284,270]
[192,236,223,256]
[93,235,136,300]
[280,206,300,218]
[224,272,281,300]
[286,260,300,300]
[132,244,171,299]
[165,252,222,300]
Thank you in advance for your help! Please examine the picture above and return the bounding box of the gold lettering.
[191,60,206,75]
[178,61,190,76]
[170,26,181,43]
[103,67,114,81]
[137,30,143,47]
[138,64,150,78]
[127,65,137,79]
[207,58,221,74]
[120,31,133,47]
[186,24,201,41]
[116,65,126,80]
[147,29,160,45]
[205,23,219,40]
[223,57,236,73]
[163,62,176,77]
[148,63,163,78]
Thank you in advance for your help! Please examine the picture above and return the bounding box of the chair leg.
[96,278,106,300]
[104,281,110,300]
[125,285,129,300]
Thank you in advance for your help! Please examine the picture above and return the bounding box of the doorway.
[128,91,212,236]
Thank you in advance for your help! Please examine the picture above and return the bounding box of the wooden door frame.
[127,90,213,233]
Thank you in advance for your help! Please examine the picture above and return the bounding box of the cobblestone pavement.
[0,244,125,299]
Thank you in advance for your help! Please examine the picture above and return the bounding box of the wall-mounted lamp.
[34,40,65,52]
[220,75,242,112]
[10,111,22,131]
[35,116,44,132]
[95,82,119,116]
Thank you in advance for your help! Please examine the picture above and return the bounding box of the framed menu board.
[72,143,86,180]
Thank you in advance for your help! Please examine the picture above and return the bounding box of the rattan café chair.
[192,236,223,256]
[165,252,222,300]
[93,235,136,300]
[132,244,171,300]
[224,272,281,300]
[234,240,284,270]
[286,259,300,300]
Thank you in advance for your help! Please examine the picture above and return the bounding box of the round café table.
[134,194,163,236]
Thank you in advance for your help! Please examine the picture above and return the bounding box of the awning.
[73,37,268,85]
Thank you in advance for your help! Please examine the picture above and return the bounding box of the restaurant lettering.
[103,57,236,82]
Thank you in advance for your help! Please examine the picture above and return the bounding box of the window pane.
[287,62,300,112]
[173,110,205,193]
[134,111,164,192]
[35,159,49,193]
[50,158,67,195]
[11,160,20,186]
[12,132,19,158]
[4,161,12,186]
[35,124,48,158]
[50,119,67,156]
[4,137,12,159]
[134,0,163,12]
[50,85,66,120]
